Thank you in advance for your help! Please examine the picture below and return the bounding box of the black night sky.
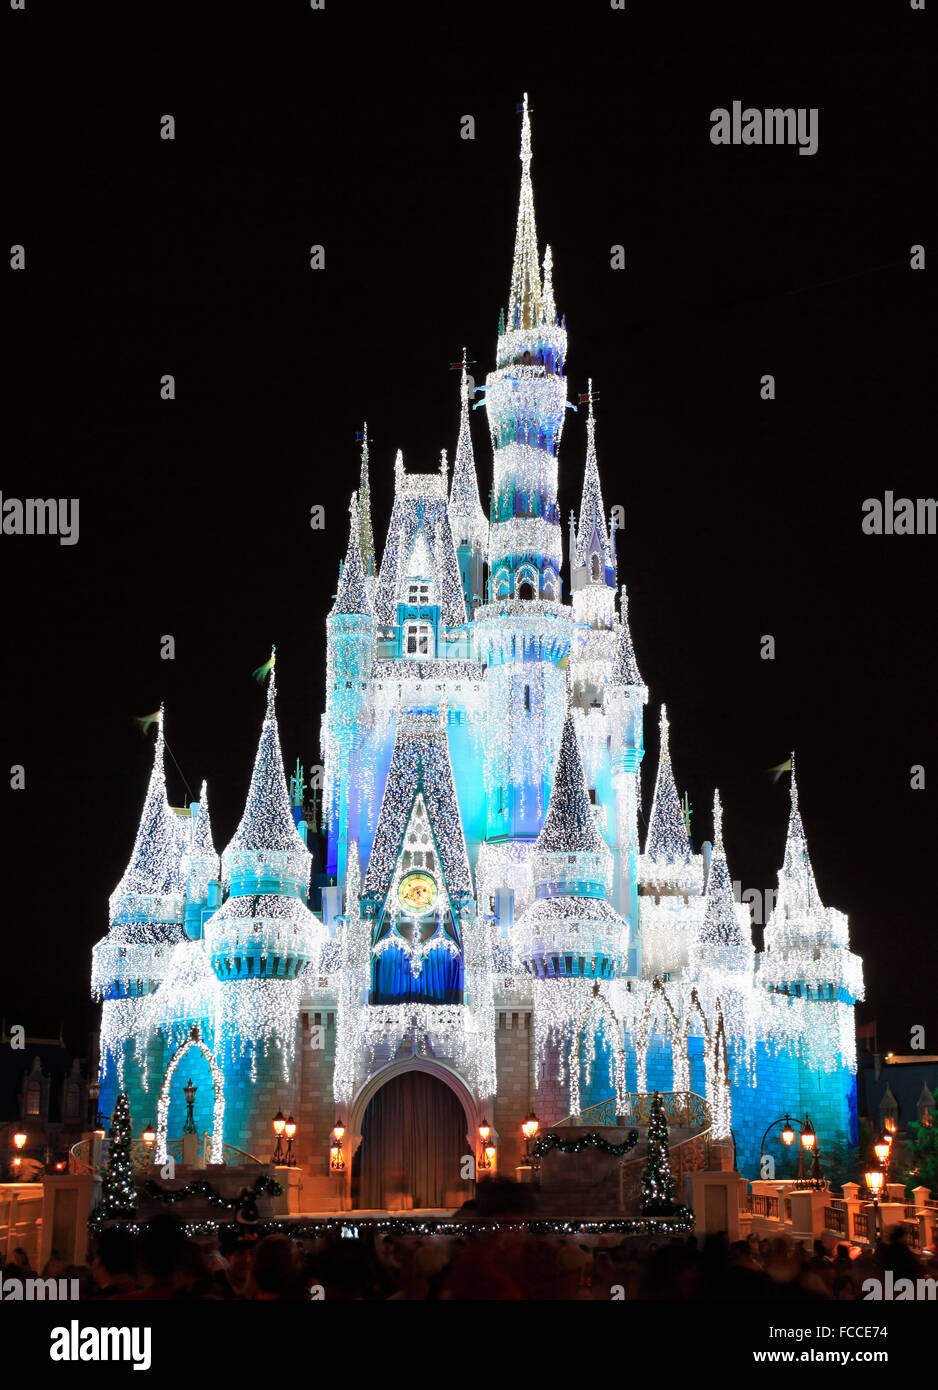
[3,3,935,1061]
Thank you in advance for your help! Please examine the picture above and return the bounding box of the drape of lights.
[330,492,372,618]
[481,659,566,821]
[358,426,376,581]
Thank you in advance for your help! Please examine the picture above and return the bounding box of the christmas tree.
[101,1092,138,1220]
[903,1099,938,1194]
[641,1090,677,1215]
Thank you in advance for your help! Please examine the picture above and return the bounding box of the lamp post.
[284,1115,297,1168]
[10,1129,27,1178]
[182,1079,198,1136]
[330,1119,346,1174]
[478,1118,494,1172]
[271,1109,287,1165]
[521,1112,539,1166]
[87,1080,102,1130]
[865,1166,886,1242]
[758,1113,825,1187]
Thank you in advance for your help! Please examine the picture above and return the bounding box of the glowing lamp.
[800,1117,816,1152]
[284,1115,297,1139]
[13,1131,27,1151]
[478,1117,491,1143]
[873,1132,890,1165]
[865,1168,885,1197]
[272,1110,286,1135]
[780,1117,796,1146]
[142,1122,156,1147]
[333,1118,346,1142]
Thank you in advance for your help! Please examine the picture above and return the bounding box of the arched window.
[26,1080,41,1116]
[64,1082,81,1121]
[590,553,601,582]
[519,582,535,600]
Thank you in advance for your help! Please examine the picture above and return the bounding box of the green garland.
[142,1174,282,1208]
[533,1129,639,1158]
[152,1213,695,1240]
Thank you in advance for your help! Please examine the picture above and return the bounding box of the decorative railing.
[904,1219,922,1250]
[751,1195,780,1219]
[853,1210,869,1239]
[824,1206,847,1234]
[69,1136,263,1176]
[556,1092,711,1132]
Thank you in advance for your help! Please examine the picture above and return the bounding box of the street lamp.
[521,1112,539,1165]
[182,1080,198,1135]
[799,1115,825,1189]
[87,1081,102,1130]
[271,1109,287,1165]
[284,1115,297,1167]
[865,1166,886,1241]
[330,1120,346,1174]
[478,1118,494,1171]
[142,1121,156,1148]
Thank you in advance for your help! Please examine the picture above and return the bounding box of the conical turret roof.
[109,708,186,925]
[645,705,692,860]
[538,714,606,854]
[330,493,372,617]
[222,658,312,894]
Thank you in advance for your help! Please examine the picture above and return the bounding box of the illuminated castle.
[91,97,862,1203]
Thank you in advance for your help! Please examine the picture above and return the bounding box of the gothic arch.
[348,1056,483,1155]
[155,1028,225,1165]
[635,978,687,1094]
[569,987,627,1116]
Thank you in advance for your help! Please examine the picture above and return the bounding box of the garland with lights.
[533,1129,639,1158]
[141,1174,282,1208]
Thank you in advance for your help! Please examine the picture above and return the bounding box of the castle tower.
[569,383,617,708]
[486,93,566,604]
[512,712,629,1117]
[323,493,376,884]
[92,708,187,1116]
[358,424,376,590]
[637,705,704,979]
[602,586,648,934]
[448,351,489,617]
[182,781,221,940]
[689,790,755,981]
[205,659,326,1150]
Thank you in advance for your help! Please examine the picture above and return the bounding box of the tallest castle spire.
[508,93,543,333]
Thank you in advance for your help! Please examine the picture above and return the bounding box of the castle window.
[26,1081,40,1116]
[590,553,601,582]
[404,622,432,657]
[523,685,531,713]
[588,788,597,804]
[518,581,535,600]
[64,1082,80,1121]
[407,582,431,605]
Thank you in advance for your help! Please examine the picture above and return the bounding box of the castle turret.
[511,713,627,981]
[323,494,376,884]
[601,585,648,934]
[689,790,754,980]
[760,755,863,1008]
[486,94,566,603]
[206,660,326,1083]
[448,351,489,616]
[182,781,221,939]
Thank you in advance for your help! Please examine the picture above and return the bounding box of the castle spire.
[780,751,822,910]
[330,493,372,617]
[448,349,488,548]
[182,779,219,904]
[358,424,375,577]
[108,705,185,923]
[538,713,606,854]
[541,244,556,325]
[611,585,644,687]
[222,654,311,896]
[507,93,543,333]
[700,790,747,950]
[645,704,692,860]
[575,380,611,570]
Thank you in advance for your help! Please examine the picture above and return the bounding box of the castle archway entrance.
[350,1060,476,1211]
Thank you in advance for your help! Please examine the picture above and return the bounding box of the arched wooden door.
[355,1070,468,1211]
